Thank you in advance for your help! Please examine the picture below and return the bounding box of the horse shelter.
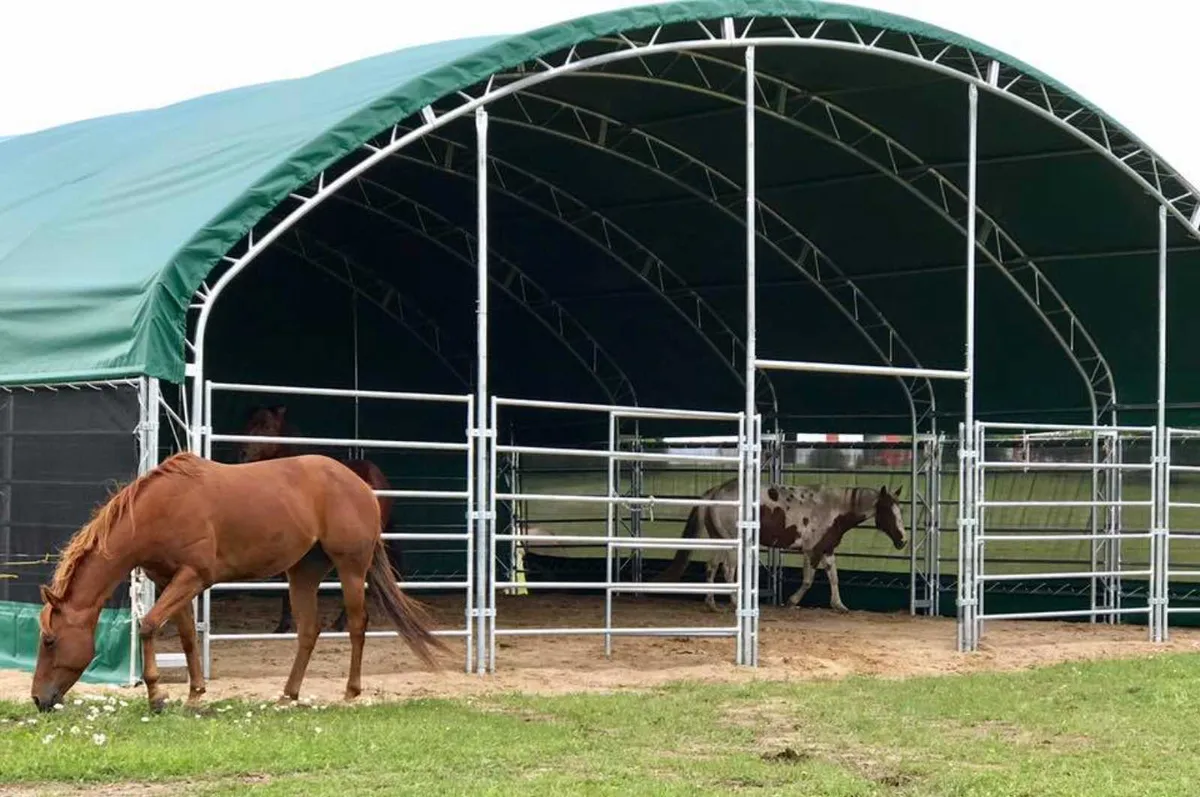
[3,0,1200,687]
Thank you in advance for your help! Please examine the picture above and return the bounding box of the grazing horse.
[658,479,906,612]
[239,405,396,634]
[31,452,448,713]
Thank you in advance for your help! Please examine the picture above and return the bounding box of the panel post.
[130,378,161,685]
[1154,203,1169,642]
[739,43,761,668]
[958,83,980,652]
[474,106,491,674]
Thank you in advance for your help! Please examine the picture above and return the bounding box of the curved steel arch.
[322,184,637,405]
[401,109,931,425]
[278,229,472,388]
[187,21,1195,445]
[482,17,1199,236]
[589,46,1118,415]
[377,131,781,414]
[538,58,1116,420]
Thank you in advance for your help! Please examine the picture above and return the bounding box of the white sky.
[4,0,1198,184]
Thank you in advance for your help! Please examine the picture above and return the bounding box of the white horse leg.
[786,558,816,608]
[825,554,849,612]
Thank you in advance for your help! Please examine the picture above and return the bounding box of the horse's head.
[239,404,293,463]
[872,484,906,550]
[31,586,98,712]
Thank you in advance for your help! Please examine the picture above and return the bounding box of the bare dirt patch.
[3,592,1198,705]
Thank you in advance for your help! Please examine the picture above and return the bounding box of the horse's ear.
[893,483,903,499]
[39,585,61,608]
[272,405,287,418]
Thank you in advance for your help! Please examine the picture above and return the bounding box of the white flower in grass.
[92,732,107,745]
[314,727,323,735]
[42,733,56,744]
[69,726,81,735]
[141,716,150,723]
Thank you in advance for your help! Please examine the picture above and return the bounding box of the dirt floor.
[5,592,1200,705]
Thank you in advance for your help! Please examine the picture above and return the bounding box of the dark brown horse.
[240,405,396,634]
[31,452,448,712]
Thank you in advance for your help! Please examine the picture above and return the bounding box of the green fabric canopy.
[1,0,1198,428]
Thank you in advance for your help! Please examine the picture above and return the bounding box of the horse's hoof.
[343,687,361,701]
[185,688,206,706]
[149,695,168,714]
[277,693,298,706]
[832,604,850,614]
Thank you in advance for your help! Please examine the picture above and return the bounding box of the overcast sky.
[4,0,1197,185]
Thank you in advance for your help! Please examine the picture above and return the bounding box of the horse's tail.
[655,504,703,582]
[366,538,450,669]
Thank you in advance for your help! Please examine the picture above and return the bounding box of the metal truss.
[324,182,637,405]
[376,129,779,413]
[191,14,1191,431]
[469,16,1199,237]
[445,96,932,425]
[275,229,472,388]
[195,16,1197,399]
[555,47,1116,418]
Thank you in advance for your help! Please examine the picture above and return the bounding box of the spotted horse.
[656,479,907,612]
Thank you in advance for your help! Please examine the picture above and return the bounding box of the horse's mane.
[47,452,207,599]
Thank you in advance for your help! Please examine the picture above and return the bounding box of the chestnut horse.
[31,452,448,712]
[239,405,396,635]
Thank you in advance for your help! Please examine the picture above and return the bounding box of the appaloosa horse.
[658,480,907,612]
[240,405,397,634]
[31,452,448,712]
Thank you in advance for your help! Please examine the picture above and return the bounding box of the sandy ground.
[5,592,1200,705]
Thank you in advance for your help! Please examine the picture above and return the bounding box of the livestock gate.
[5,4,1200,687]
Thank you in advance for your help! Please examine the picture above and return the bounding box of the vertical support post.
[1106,425,1123,620]
[957,82,980,652]
[605,411,617,658]
[739,43,761,668]
[908,408,920,615]
[464,397,475,673]
[1154,203,1169,643]
[130,378,161,685]
[487,397,499,673]
[201,379,214,680]
[474,106,491,674]
[931,425,943,617]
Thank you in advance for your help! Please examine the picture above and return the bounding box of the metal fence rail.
[487,395,750,670]
[196,380,476,679]
[959,420,1158,649]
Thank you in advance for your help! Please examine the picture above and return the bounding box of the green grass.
[4,654,1200,795]
[517,462,1200,579]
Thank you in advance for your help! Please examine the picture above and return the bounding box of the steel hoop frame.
[178,18,1189,668]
